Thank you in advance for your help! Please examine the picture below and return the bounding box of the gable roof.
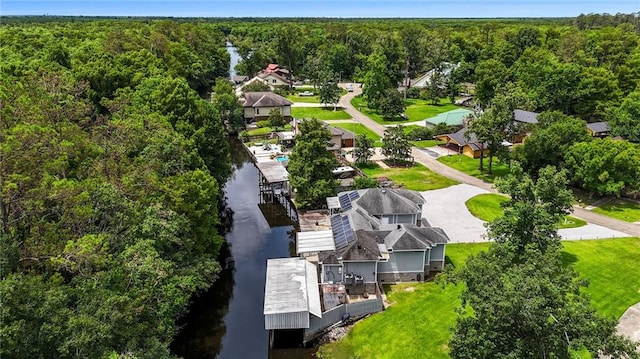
[326,125,356,139]
[243,92,292,108]
[513,109,539,124]
[381,226,450,250]
[355,188,424,215]
[436,127,485,151]
[587,121,610,134]
[339,230,383,261]
[424,108,473,127]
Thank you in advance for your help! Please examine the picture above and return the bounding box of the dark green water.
[171,139,316,359]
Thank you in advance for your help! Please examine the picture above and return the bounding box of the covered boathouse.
[264,258,322,348]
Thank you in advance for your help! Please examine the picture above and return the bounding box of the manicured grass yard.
[331,122,384,147]
[465,193,587,229]
[358,162,458,191]
[411,139,437,148]
[437,154,509,183]
[319,238,640,359]
[592,198,640,223]
[291,107,351,120]
[285,93,321,103]
[351,95,459,125]
[244,124,292,136]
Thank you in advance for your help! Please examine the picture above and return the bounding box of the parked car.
[346,83,354,92]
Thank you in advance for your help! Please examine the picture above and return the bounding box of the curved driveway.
[338,85,640,237]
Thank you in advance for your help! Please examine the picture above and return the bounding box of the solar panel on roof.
[338,194,352,210]
[348,191,360,201]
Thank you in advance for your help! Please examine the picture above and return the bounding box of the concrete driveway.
[421,184,490,243]
[421,184,631,243]
[617,302,640,343]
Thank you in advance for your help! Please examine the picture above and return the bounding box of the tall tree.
[382,125,412,165]
[361,51,392,108]
[318,71,341,109]
[450,165,638,359]
[380,89,406,119]
[211,78,244,132]
[352,133,374,165]
[607,90,640,143]
[564,138,640,198]
[514,112,591,175]
[287,119,339,208]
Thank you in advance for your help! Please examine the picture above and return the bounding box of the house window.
[256,108,259,115]
[272,79,276,83]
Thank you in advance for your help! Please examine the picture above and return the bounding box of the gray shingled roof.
[514,109,539,124]
[587,121,610,134]
[381,226,449,250]
[439,127,485,151]
[243,92,292,108]
[355,188,423,215]
[339,230,383,261]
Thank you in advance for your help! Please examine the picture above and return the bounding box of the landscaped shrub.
[407,126,434,140]
[256,120,270,128]
[406,87,421,99]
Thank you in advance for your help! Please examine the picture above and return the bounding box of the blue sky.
[2,0,639,18]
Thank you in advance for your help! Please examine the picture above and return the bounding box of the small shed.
[264,258,322,330]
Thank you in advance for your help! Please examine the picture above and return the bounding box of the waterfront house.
[298,188,450,285]
[241,91,292,123]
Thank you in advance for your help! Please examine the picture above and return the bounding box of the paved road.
[338,86,640,237]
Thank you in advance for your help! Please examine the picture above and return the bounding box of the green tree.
[318,71,341,109]
[514,112,590,175]
[450,165,638,359]
[607,90,640,142]
[267,108,286,133]
[565,138,640,197]
[379,89,406,119]
[211,78,244,132]
[382,125,412,165]
[468,84,533,174]
[287,119,339,208]
[474,59,509,107]
[361,51,392,108]
[352,134,374,165]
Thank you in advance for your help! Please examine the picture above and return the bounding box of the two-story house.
[241,91,292,123]
[299,188,450,286]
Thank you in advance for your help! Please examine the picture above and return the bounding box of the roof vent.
[397,224,401,230]
[381,189,386,194]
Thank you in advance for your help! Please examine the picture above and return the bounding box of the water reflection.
[172,139,312,359]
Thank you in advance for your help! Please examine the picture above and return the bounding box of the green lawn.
[465,193,587,229]
[437,154,509,183]
[592,198,640,223]
[244,124,292,136]
[405,98,459,122]
[351,95,459,125]
[319,238,640,359]
[411,139,438,148]
[330,122,384,147]
[358,162,458,191]
[291,107,351,120]
[285,93,321,103]
[285,88,347,104]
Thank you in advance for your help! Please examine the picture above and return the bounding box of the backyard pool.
[275,155,289,162]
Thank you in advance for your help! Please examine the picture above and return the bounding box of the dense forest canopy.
[1,19,231,358]
[1,13,639,358]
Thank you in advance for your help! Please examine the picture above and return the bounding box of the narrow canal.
[171,140,316,359]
